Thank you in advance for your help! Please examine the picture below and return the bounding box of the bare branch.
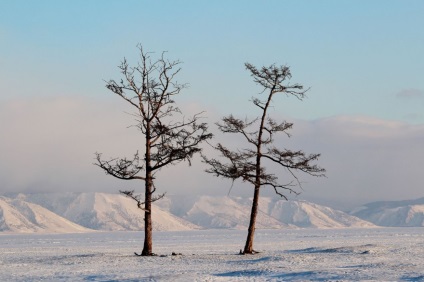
[94,152,145,181]
[203,62,325,254]
[151,192,166,203]
[245,63,308,100]
[217,115,258,146]
[120,190,147,211]
[262,147,326,177]
[96,44,212,256]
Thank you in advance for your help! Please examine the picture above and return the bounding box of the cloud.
[396,88,424,99]
[0,96,140,193]
[1,96,423,210]
[177,113,424,208]
[287,115,424,207]
[0,95,217,196]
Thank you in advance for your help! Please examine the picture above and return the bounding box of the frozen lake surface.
[1,228,424,281]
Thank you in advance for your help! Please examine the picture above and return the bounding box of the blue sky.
[1,1,423,208]
[2,0,423,120]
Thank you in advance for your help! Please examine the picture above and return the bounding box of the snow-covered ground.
[1,228,423,281]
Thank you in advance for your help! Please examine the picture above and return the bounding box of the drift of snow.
[0,228,423,281]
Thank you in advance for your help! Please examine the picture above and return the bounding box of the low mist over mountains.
[0,192,383,233]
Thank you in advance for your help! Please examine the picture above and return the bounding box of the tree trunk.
[142,122,153,256]
[142,172,153,255]
[243,90,271,254]
[243,184,260,254]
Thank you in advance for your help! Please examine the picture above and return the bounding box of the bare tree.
[95,45,212,256]
[203,63,325,254]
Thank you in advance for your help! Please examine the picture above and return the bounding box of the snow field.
[1,228,424,281]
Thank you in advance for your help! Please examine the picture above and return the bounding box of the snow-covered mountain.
[0,196,90,233]
[18,192,200,231]
[351,197,424,227]
[2,192,376,233]
[264,199,375,228]
[157,195,374,229]
[157,195,290,229]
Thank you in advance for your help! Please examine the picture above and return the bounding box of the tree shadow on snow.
[401,275,424,281]
[287,244,377,255]
[274,271,343,281]
[215,269,272,277]
[216,270,342,281]
[227,256,277,264]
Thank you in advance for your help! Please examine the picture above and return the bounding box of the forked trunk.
[243,184,261,254]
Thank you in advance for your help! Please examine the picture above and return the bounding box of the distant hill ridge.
[1,192,380,233]
[156,195,375,229]
[350,197,424,227]
[0,196,90,233]
[17,192,200,232]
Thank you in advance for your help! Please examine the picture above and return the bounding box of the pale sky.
[1,1,423,210]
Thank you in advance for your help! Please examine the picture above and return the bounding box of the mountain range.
[156,195,374,229]
[2,192,424,233]
[0,192,381,233]
[13,192,199,232]
[0,196,90,233]
[350,197,424,227]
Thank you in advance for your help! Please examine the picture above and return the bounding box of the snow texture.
[0,228,423,281]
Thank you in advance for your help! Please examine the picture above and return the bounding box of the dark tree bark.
[203,63,325,254]
[95,45,212,256]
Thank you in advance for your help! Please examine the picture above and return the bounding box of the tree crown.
[203,63,325,199]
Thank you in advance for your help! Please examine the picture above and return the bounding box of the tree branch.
[94,152,146,181]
